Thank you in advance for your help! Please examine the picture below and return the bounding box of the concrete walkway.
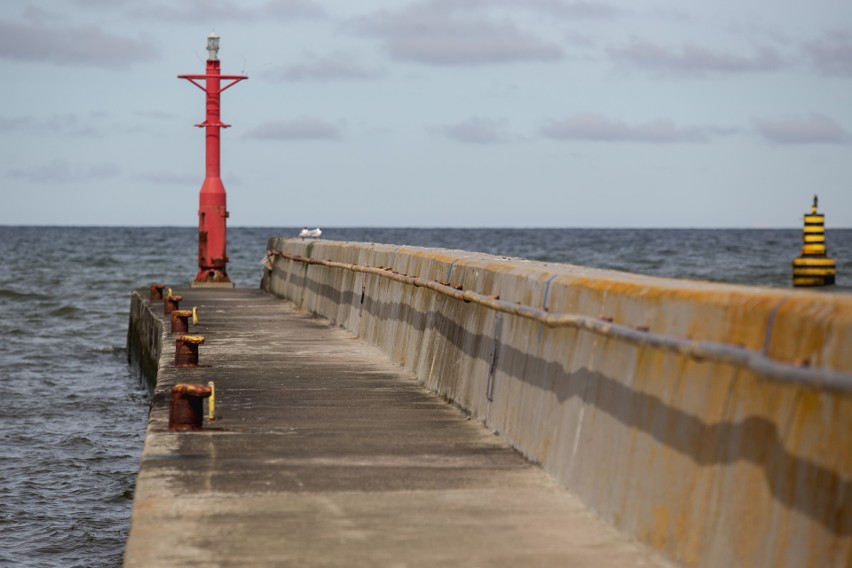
[125,288,671,567]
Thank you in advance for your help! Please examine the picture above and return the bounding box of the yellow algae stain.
[647,504,671,551]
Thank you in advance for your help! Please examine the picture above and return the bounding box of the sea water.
[0,226,849,567]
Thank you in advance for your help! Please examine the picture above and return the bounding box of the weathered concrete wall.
[127,288,162,390]
[262,237,852,568]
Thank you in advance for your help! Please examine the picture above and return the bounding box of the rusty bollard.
[175,335,205,367]
[170,309,193,335]
[150,283,166,300]
[169,383,212,431]
[164,294,182,315]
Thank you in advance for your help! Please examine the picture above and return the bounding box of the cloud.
[21,5,64,23]
[439,117,513,144]
[608,39,783,77]
[0,116,37,131]
[44,114,101,137]
[541,113,708,143]
[245,117,342,140]
[0,114,100,137]
[432,0,618,19]
[270,51,383,82]
[9,160,121,183]
[753,113,850,145]
[261,0,326,19]
[131,0,325,22]
[0,19,155,68]
[134,110,177,121]
[524,0,618,19]
[135,172,198,185]
[350,2,564,65]
[803,30,852,77]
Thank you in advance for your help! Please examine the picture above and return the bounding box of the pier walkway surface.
[125,288,670,567]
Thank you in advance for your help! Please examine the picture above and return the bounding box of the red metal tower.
[179,32,247,286]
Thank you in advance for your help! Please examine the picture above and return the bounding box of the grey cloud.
[388,0,620,20]
[0,116,37,131]
[245,117,342,140]
[541,113,708,143]
[350,3,563,65]
[706,126,740,137]
[608,39,783,77]
[84,163,121,178]
[754,113,850,145]
[440,117,512,144]
[73,0,131,9]
[0,19,155,68]
[0,114,100,137]
[391,27,562,65]
[429,0,618,19]
[271,51,383,82]
[519,0,618,19]
[9,160,121,183]
[135,110,177,121]
[804,30,852,77]
[43,114,100,137]
[261,0,326,19]
[135,172,198,185]
[133,0,324,22]
[22,5,64,23]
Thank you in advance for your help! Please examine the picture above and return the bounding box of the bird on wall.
[298,227,322,239]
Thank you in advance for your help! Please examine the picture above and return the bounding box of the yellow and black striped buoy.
[792,195,836,287]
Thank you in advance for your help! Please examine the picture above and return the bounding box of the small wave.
[46,305,82,318]
[85,255,119,268]
[0,327,27,336]
[92,345,126,355]
[0,288,50,301]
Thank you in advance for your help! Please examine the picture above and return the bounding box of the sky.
[1,0,851,228]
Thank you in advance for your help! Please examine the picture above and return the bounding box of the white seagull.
[298,227,322,239]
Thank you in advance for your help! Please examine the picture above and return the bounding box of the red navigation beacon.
[179,32,247,287]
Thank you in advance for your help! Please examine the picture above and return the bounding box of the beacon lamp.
[207,32,220,61]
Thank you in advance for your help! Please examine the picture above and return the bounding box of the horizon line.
[2,224,850,230]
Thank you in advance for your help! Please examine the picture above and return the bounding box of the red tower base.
[192,176,234,288]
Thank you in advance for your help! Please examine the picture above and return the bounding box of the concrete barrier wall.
[127,289,162,390]
[262,237,852,568]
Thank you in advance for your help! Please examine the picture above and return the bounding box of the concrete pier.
[125,288,670,567]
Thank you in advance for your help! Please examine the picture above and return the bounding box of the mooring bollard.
[164,294,183,315]
[175,335,205,367]
[170,309,193,335]
[150,283,166,300]
[168,383,213,431]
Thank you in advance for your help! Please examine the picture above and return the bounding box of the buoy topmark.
[792,195,836,287]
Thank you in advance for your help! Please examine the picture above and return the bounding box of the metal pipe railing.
[268,250,852,392]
